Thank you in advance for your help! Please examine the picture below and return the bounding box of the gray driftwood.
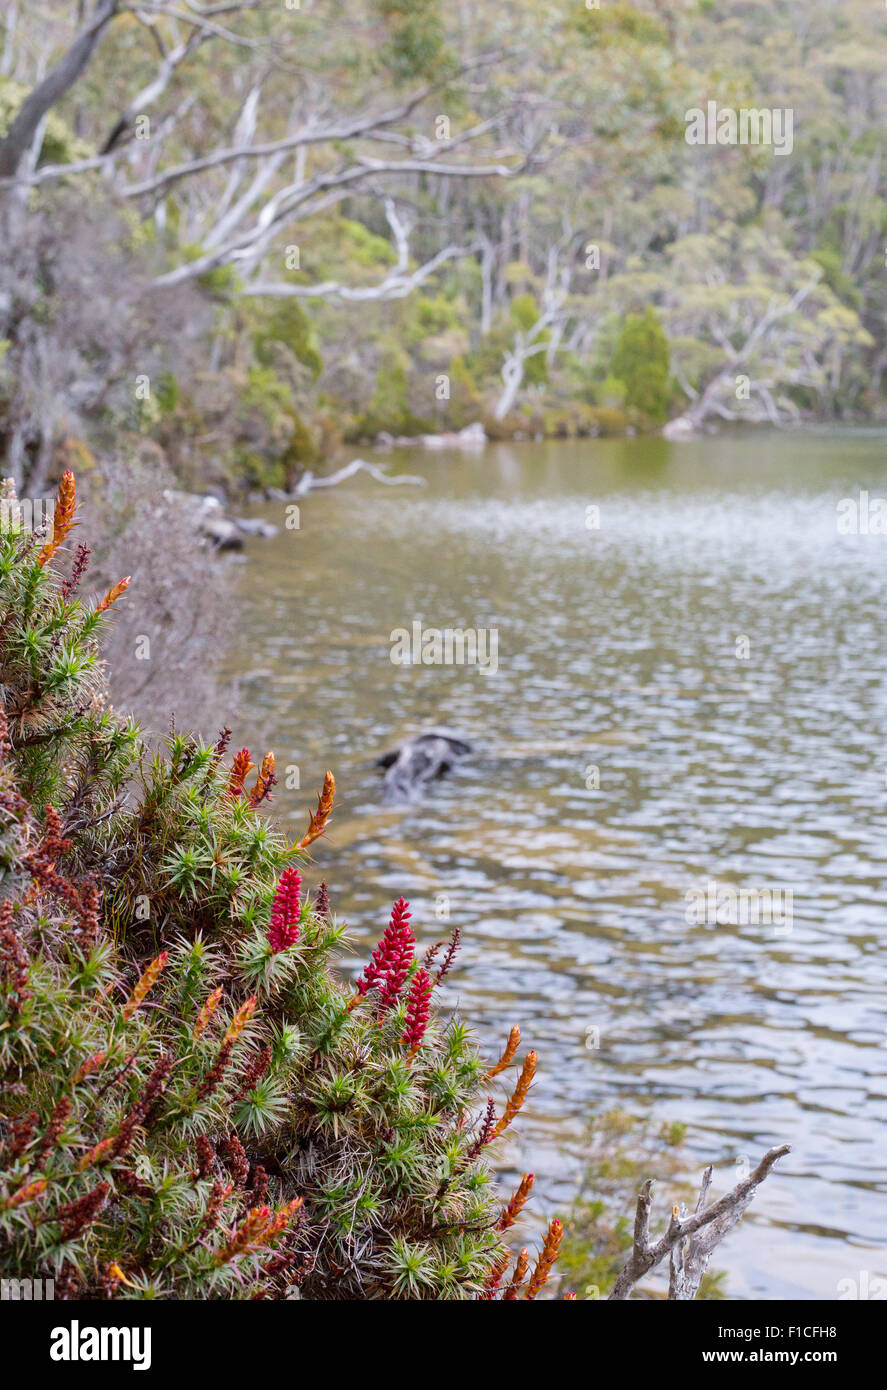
[608,1144,791,1300]
[293,458,426,496]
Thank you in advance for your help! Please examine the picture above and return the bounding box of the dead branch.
[11,52,507,195]
[608,1144,791,1300]
[150,152,515,289]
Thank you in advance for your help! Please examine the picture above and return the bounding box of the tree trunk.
[0,1,118,179]
[494,349,525,420]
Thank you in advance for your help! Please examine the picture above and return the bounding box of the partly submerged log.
[377,728,472,804]
[293,458,426,496]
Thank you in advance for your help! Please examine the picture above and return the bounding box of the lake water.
[225,430,887,1299]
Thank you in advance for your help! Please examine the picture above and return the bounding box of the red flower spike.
[351,897,415,1011]
[480,1250,511,1299]
[267,868,302,953]
[378,898,415,1013]
[401,968,432,1050]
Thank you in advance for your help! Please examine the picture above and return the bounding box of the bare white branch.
[609,1144,791,1301]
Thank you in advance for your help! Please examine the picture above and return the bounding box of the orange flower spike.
[77,1136,115,1171]
[298,770,335,848]
[96,575,131,614]
[247,751,275,809]
[483,1024,520,1082]
[6,1178,48,1209]
[498,1172,535,1231]
[213,1198,301,1265]
[121,950,168,1021]
[524,1218,563,1301]
[223,995,258,1045]
[215,1204,271,1265]
[261,1196,303,1242]
[37,470,77,568]
[193,985,224,1040]
[492,1050,537,1139]
[226,748,254,799]
[107,1263,139,1289]
[502,1248,529,1301]
[72,1052,107,1085]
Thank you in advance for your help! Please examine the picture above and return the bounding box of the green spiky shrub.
[0,475,549,1300]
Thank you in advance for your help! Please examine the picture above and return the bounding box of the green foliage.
[409,294,463,342]
[0,483,542,1299]
[241,364,295,421]
[3,0,887,498]
[374,0,449,83]
[464,322,513,385]
[571,3,668,48]
[590,405,630,436]
[809,246,862,310]
[610,306,671,424]
[440,355,480,428]
[229,365,307,488]
[254,301,323,380]
[372,348,410,425]
[509,295,549,387]
[353,347,433,438]
[180,245,241,296]
[509,293,540,333]
[279,411,317,489]
[538,402,629,438]
[0,77,92,166]
[154,373,180,415]
[335,218,399,270]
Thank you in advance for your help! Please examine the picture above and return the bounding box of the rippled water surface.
[225,431,887,1297]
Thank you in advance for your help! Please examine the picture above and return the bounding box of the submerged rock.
[377,728,472,804]
[160,489,282,547]
[202,516,243,550]
[234,517,279,538]
[161,490,241,548]
[662,415,700,440]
